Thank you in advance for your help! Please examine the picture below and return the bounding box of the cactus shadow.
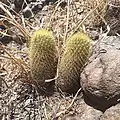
[83,91,120,112]
[36,81,55,96]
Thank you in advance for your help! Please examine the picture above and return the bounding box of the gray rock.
[101,104,120,120]
[31,3,43,13]
[14,0,26,12]
[80,105,103,120]
[23,6,33,18]
[81,36,120,109]
[62,100,103,120]
[63,106,102,120]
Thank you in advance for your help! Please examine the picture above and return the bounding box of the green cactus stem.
[56,32,91,93]
[29,29,58,87]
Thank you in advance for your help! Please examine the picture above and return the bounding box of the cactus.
[56,32,91,93]
[29,29,58,87]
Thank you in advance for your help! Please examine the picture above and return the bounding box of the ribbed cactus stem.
[56,32,91,93]
[29,29,58,87]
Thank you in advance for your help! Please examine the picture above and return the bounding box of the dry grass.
[85,0,108,26]
[0,0,108,119]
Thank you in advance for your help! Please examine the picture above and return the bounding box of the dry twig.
[0,2,30,39]
[64,0,70,43]
[55,88,82,118]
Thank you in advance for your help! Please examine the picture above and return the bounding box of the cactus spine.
[29,29,58,86]
[56,32,91,93]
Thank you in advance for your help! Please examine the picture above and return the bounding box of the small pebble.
[32,4,43,13]
[60,1,67,8]
[23,6,33,18]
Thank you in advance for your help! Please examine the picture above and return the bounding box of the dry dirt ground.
[0,0,120,120]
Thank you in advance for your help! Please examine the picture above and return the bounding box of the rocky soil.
[0,0,120,120]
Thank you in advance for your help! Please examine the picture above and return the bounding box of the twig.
[0,43,28,74]
[0,31,11,37]
[47,0,64,28]
[1,76,9,88]
[55,88,82,118]
[21,15,26,29]
[0,2,30,39]
[1,2,20,17]
[52,101,62,120]
[64,0,70,43]
[45,69,58,82]
[44,103,49,120]
[109,3,120,8]
[0,14,16,26]
[71,2,103,36]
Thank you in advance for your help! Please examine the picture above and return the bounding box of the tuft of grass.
[86,0,108,26]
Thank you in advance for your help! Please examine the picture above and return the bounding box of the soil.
[0,0,120,120]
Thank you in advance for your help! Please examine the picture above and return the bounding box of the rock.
[0,36,13,44]
[23,6,33,18]
[81,36,120,110]
[59,1,67,8]
[62,99,103,120]
[62,106,102,120]
[101,104,120,120]
[87,30,99,40]
[80,105,103,120]
[14,0,26,12]
[31,3,43,14]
